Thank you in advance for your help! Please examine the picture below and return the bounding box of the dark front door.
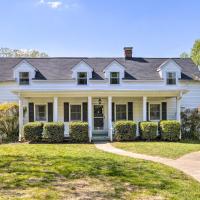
[93,105,104,130]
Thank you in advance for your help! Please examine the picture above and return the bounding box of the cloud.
[47,1,62,9]
[37,0,79,10]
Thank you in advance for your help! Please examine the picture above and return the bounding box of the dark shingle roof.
[0,57,199,81]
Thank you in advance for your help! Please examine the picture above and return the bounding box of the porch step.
[92,131,108,137]
[92,136,110,141]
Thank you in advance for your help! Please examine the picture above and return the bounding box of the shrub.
[114,120,137,141]
[139,121,158,140]
[69,121,89,143]
[0,103,19,142]
[23,122,43,142]
[160,120,181,141]
[43,122,64,143]
[181,109,200,140]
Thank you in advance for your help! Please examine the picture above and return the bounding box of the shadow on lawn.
[0,152,183,193]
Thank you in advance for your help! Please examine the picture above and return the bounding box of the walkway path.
[95,142,200,183]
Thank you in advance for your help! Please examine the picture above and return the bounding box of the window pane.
[35,105,46,121]
[71,105,81,121]
[116,105,126,120]
[167,72,176,85]
[150,104,160,120]
[77,72,87,85]
[19,72,29,85]
[110,72,120,84]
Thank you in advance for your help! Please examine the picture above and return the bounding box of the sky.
[0,0,199,57]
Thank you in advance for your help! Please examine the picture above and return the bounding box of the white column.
[108,96,113,141]
[88,96,92,142]
[53,97,58,122]
[176,97,181,122]
[143,96,147,121]
[19,96,23,141]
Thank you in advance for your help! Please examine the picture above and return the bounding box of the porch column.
[19,96,23,141]
[53,97,58,122]
[88,96,92,142]
[108,96,113,141]
[176,97,181,122]
[143,96,147,121]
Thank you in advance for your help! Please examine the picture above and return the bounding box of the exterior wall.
[0,82,18,103]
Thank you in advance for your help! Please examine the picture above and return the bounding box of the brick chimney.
[124,47,133,59]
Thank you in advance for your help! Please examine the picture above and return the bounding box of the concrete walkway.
[95,142,200,183]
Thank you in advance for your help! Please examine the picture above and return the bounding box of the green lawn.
[112,141,200,159]
[0,144,199,200]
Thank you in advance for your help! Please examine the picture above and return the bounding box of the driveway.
[95,142,200,183]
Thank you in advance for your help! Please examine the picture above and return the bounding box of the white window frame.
[166,71,177,85]
[34,104,47,122]
[70,104,82,121]
[149,103,161,121]
[115,103,127,121]
[19,72,30,85]
[110,72,120,85]
[77,72,88,85]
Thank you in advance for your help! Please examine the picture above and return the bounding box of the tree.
[0,48,48,58]
[180,52,190,58]
[191,40,200,66]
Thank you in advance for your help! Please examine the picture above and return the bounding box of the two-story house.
[0,47,200,141]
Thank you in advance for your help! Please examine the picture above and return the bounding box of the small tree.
[0,103,19,142]
[191,40,200,66]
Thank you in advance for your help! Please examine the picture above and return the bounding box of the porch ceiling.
[13,89,188,98]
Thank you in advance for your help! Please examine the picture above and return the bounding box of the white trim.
[71,60,93,71]
[103,60,125,72]
[157,59,182,71]
[13,60,37,71]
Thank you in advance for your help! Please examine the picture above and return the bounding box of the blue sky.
[0,0,199,57]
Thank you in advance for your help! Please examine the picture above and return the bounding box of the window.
[166,72,176,85]
[110,72,120,84]
[150,104,160,120]
[70,105,81,121]
[35,105,46,121]
[19,72,29,85]
[77,72,87,85]
[116,104,126,120]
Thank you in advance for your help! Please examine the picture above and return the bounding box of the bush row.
[114,120,181,141]
[23,121,88,143]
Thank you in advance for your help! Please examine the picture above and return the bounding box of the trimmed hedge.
[43,122,64,143]
[139,121,158,140]
[69,121,89,143]
[160,120,181,141]
[114,120,137,141]
[23,122,43,142]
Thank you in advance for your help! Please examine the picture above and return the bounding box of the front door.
[93,105,104,130]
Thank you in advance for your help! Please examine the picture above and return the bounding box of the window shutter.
[128,102,133,120]
[112,102,115,122]
[162,102,167,120]
[28,103,34,122]
[48,103,53,122]
[82,102,88,122]
[64,102,69,122]
[146,102,149,121]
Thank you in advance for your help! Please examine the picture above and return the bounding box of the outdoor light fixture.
[98,98,102,105]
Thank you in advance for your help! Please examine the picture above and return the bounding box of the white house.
[0,47,200,142]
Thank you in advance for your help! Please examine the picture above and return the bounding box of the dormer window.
[110,72,120,84]
[166,72,176,85]
[19,72,29,85]
[77,72,87,85]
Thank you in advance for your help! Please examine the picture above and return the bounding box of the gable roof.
[0,57,199,82]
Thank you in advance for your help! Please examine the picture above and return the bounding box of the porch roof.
[13,88,188,98]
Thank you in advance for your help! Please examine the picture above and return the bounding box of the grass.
[0,144,199,199]
[112,141,200,159]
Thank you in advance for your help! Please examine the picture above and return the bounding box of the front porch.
[17,90,184,142]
